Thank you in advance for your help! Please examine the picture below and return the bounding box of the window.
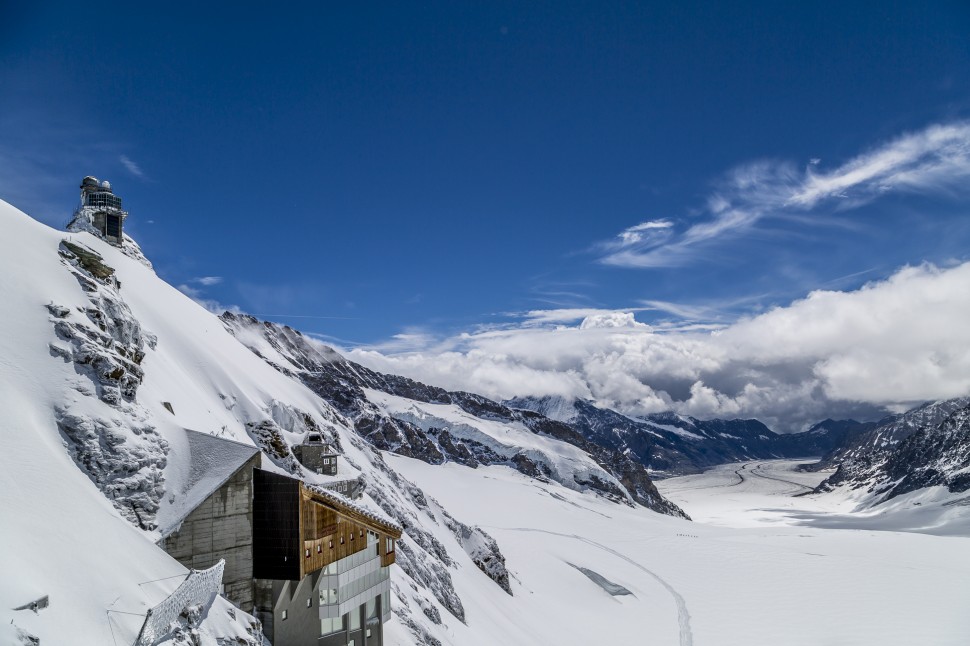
[321,615,344,635]
[282,609,288,621]
[347,641,355,646]
[341,536,345,544]
[349,609,361,631]
[306,548,311,558]
[307,598,312,608]
[317,545,322,553]
[330,540,334,549]
[366,629,372,638]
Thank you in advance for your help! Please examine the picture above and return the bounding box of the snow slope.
[365,389,627,499]
[392,457,970,646]
[0,202,263,645]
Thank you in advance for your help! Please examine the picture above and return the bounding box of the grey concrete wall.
[160,453,260,612]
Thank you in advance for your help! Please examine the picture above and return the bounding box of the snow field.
[390,456,970,646]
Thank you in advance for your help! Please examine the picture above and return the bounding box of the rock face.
[220,313,689,519]
[509,397,859,477]
[50,240,167,529]
[810,397,970,475]
[879,406,970,498]
[816,403,970,502]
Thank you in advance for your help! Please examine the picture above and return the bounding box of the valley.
[388,455,970,645]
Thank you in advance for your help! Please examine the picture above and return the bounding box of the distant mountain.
[505,397,857,477]
[220,313,688,519]
[810,397,970,474]
[816,398,970,496]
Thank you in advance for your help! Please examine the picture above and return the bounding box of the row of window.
[319,566,390,607]
[83,193,123,209]
[306,527,370,558]
[319,532,381,574]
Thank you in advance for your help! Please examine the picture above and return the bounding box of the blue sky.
[3,1,970,355]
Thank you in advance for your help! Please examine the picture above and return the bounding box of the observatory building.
[70,176,128,246]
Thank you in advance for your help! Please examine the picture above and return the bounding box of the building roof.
[156,429,260,538]
[304,482,403,538]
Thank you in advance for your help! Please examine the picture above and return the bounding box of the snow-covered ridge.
[816,400,970,508]
[220,311,689,517]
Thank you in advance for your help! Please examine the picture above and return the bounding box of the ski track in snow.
[494,527,693,646]
[746,463,814,492]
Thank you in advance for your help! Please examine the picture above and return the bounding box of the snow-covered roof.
[305,482,402,536]
[156,429,260,538]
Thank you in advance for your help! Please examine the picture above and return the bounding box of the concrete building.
[156,429,402,645]
[157,430,262,611]
[70,176,128,246]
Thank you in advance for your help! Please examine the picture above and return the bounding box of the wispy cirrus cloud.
[190,275,223,286]
[598,218,674,253]
[600,121,970,268]
[119,155,145,178]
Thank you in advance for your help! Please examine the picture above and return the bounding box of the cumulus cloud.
[513,308,649,327]
[600,121,970,268]
[347,261,970,432]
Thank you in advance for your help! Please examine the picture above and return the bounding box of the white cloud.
[347,261,970,432]
[600,121,970,268]
[603,219,675,251]
[515,308,649,327]
[119,155,145,178]
[177,282,238,315]
[191,276,223,286]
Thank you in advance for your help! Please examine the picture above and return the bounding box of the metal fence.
[135,560,225,646]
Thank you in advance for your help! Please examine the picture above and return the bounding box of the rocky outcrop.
[49,240,167,529]
[817,403,970,501]
[811,398,970,477]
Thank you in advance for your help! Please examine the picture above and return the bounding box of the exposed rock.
[60,240,115,280]
[56,408,167,529]
[47,244,167,529]
[818,403,970,502]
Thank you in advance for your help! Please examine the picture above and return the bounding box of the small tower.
[292,432,339,475]
[70,176,128,246]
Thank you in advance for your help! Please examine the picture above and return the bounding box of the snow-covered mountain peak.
[504,394,581,422]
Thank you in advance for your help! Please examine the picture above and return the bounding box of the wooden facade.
[299,486,398,577]
[254,469,400,582]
